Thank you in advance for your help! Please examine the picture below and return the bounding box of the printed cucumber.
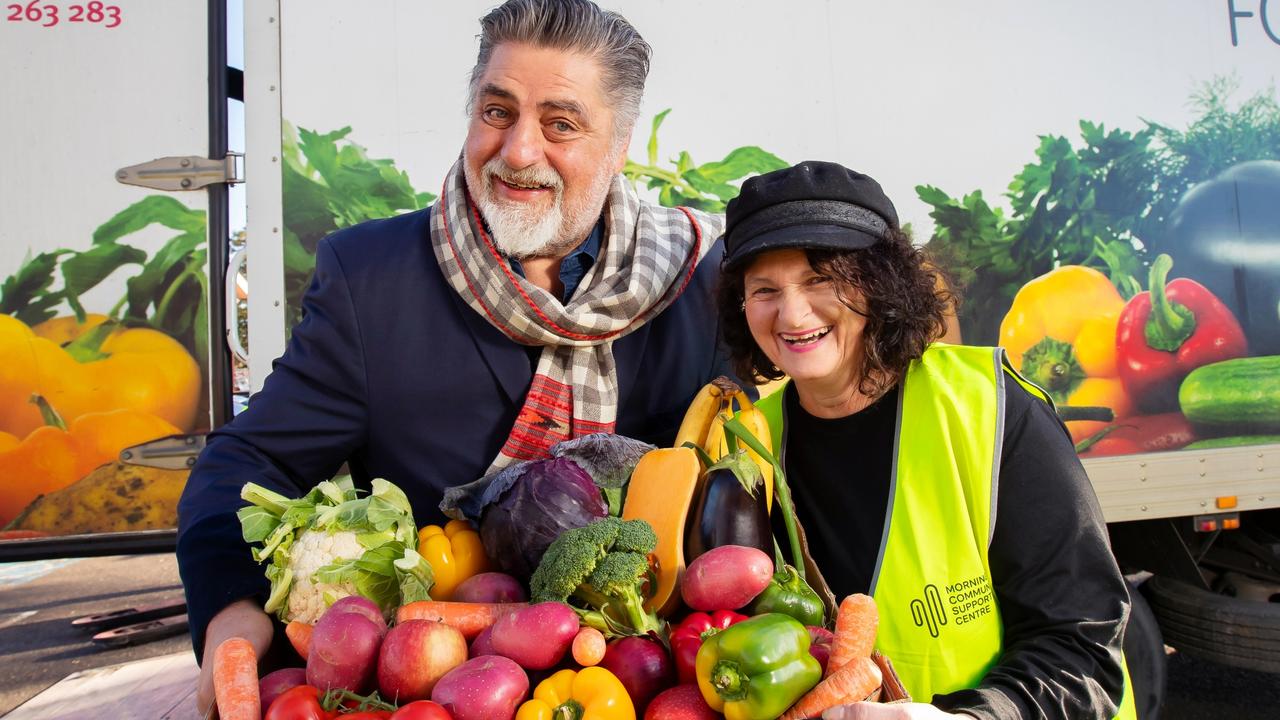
[1179,356,1280,430]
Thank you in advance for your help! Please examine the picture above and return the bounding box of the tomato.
[389,701,453,720]
[340,713,392,720]
[265,685,337,720]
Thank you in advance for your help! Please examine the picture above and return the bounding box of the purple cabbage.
[478,457,608,582]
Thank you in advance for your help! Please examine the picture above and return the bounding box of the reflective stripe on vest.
[757,344,1136,718]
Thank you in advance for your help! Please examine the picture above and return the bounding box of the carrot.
[571,626,607,666]
[212,636,261,720]
[284,620,312,659]
[395,600,527,639]
[826,593,879,677]
[780,655,882,720]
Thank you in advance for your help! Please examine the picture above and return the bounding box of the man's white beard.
[464,154,614,259]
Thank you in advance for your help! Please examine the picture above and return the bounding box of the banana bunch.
[674,376,775,511]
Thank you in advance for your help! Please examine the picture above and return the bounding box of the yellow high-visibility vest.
[759,344,1135,717]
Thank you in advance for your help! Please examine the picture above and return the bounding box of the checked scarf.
[431,160,722,473]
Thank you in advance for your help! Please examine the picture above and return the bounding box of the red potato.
[326,594,389,636]
[489,601,580,670]
[258,667,307,716]
[307,609,383,693]
[469,626,497,658]
[431,655,529,720]
[644,684,720,720]
[452,572,527,603]
[390,701,454,720]
[379,620,469,702]
[680,544,774,611]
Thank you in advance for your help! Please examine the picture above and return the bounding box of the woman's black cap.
[722,161,899,269]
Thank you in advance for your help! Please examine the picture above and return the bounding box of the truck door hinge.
[119,434,207,470]
[115,153,244,191]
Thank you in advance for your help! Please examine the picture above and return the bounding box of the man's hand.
[822,702,972,720]
[196,599,274,717]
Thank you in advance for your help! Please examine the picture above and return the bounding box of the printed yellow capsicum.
[0,395,180,525]
[0,314,200,438]
[417,518,490,600]
[515,666,635,720]
[999,265,1134,441]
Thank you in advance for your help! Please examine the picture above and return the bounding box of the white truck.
[1,1,1278,715]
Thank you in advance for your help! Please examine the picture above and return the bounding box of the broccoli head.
[530,517,662,637]
[611,516,658,555]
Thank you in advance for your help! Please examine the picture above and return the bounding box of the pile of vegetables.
[221,547,888,720]
[220,381,902,720]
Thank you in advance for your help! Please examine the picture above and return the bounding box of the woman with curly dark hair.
[717,161,1136,720]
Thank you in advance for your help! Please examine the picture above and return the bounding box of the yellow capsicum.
[999,265,1134,441]
[417,518,490,600]
[0,395,180,525]
[0,314,200,438]
[515,667,635,720]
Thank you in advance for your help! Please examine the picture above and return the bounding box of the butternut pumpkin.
[622,447,702,616]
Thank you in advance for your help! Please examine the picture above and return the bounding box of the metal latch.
[115,153,244,191]
[119,434,207,470]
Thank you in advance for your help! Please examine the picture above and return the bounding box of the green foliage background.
[4,80,1275,386]
[919,78,1280,343]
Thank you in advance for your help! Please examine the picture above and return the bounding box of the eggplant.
[1158,160,1280,355]
[685,465,773,563]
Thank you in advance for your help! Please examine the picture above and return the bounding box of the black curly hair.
[717,228,955,399]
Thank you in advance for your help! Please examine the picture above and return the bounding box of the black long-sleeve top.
[783,378,1129,719]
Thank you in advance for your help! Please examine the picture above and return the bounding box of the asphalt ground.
[0,555,191,716]
[0,554,1276,718]
[1162,648,1280,720]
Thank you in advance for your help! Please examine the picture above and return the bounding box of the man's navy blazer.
[176,206,732,653]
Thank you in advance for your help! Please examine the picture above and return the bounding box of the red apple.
[644,684,719,720]
[378,620,468,702]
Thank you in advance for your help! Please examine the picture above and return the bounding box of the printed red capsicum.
[1076,412,1197,458]
[671,609,748,684]
[1116,254,1247,413]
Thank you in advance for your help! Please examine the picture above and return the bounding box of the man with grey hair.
[179,0,732,711]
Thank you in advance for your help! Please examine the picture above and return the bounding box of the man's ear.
[612,134,632,173]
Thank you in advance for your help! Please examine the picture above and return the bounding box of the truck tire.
[1124,582,1166,719]
[1144,575,1280,674]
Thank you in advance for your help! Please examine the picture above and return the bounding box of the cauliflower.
[281,529,368,623]
[238,477,435,623]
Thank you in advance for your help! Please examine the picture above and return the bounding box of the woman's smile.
[779,326,832,351]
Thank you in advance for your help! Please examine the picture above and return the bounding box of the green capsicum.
[749,564,825,627]
[695,613,821,720]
